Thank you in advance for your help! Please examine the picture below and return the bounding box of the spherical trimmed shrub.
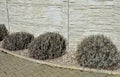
[2,32,34,51]
[28,32,66,60]
[77,35,120,70]
[0,24,8,41]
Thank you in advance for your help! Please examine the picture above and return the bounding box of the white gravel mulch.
[12,49,79,67]
[0,41,79,67]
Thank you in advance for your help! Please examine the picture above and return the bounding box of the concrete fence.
[0,0,120,51]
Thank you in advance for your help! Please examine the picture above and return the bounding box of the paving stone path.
[0,50,120,77]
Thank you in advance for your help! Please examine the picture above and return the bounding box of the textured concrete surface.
[7,0,68,39]
[0,1,9,30]
[0,0,120,77]
[69,0,120,51]
[0,50,120,77]
[0,0,120,51]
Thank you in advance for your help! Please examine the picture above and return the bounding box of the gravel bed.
[0,41,79,66]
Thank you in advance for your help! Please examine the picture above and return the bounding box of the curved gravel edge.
[0,48,120,75]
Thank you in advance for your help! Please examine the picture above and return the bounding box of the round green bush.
[0,24,8,41]
[77,35,120,70]
[28,32,66,60]
[2,32,34,51]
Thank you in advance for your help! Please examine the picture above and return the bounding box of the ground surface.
[0,50,120,77]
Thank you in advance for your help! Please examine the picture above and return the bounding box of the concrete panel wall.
[0,0,120,51]
[69,0,120,51]
[7,0,68,39]
[0,0,9,30]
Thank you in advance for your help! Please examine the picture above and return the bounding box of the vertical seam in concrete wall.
[68,0,70,51]
[5,0,10,32]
